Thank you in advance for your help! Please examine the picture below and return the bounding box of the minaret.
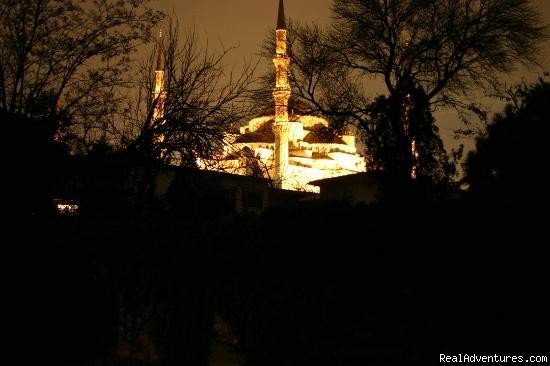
[403,92,419,179]
[152,30,165,123]
[150,30,167,159]
[272,0,291,188]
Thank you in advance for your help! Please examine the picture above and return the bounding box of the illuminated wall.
[199,0,367,191]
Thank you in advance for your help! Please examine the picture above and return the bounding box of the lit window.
[53,199,79,216]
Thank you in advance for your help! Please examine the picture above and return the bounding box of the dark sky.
[156,0,333,70]
[154,0,550,155]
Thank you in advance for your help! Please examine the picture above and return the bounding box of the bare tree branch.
[0,0,164,143]
[126,18,259,167]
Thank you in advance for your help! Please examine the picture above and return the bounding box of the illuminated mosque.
[154,0,367,192]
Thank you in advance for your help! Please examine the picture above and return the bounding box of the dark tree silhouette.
[464,79,550,200]
[365,94,457,185]
[2,110,69,216]
[329,0,545,103]
[263,0,547,182]
[0,0,163,148]
[125,19,258,167]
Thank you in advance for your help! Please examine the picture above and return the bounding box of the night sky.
[6,3,548,364]
[154,0,550,155]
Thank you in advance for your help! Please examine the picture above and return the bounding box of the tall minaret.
[152,30,165,124]
[403,92,419,179]
[272,0,291,188]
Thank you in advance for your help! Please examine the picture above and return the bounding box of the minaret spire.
[156,30,165,71]
[277,0,286,30]
[152,30,165,123]
[272,0,291,189]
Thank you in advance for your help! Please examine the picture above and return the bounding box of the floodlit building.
[155,0,367,192]
[200,0,366,192]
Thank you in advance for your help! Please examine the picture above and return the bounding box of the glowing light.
[150,31,167,156]
[402,92,419,179]
[411,138,419,179]
[54,199,79,215]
